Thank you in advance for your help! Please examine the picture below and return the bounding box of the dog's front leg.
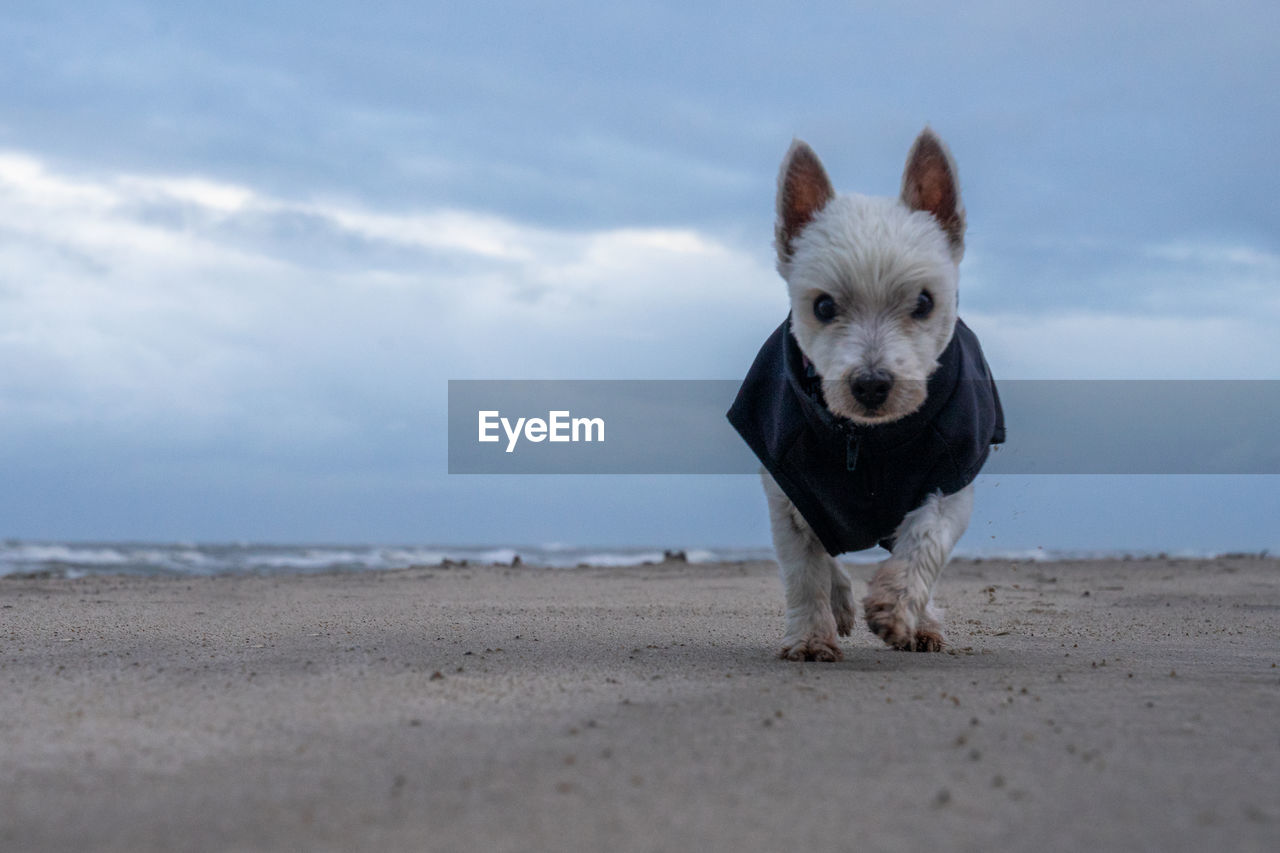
[763,473,848,661]
[863,485,973,652]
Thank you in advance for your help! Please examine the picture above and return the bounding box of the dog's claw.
[779,637,843,662]
[912,630,945,652]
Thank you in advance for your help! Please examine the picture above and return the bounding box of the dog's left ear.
[901,128,965,261]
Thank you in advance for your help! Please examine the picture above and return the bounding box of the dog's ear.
[775,140,834,268]
[901,127,965,260]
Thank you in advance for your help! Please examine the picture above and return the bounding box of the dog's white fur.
[765,128,975,661]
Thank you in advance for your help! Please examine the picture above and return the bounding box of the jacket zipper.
[839,424,860,473]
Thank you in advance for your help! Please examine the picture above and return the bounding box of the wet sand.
[2,555,1277,852]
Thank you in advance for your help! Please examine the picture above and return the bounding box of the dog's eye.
[911,290,934,320]
[813,294,837,323]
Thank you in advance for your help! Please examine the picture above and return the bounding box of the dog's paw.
[832,592,857,637]
[862,592,945,652]
[779,634,844,662]
[909,626,946,653]
[912,609,946,652]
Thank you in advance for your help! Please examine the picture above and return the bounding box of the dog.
[727,128,1004,661]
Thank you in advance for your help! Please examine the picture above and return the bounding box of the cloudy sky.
[2,2,1277,551]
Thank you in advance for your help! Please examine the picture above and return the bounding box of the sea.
[0,540,1252,580]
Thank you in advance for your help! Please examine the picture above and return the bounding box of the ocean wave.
[0,540,1266,579]
[3,543,132,566]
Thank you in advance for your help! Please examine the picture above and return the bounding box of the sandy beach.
[2,555,1277,852]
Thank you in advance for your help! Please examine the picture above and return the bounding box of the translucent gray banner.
[448,380,1280,474]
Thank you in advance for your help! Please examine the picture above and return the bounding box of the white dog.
[728,129,1004,661]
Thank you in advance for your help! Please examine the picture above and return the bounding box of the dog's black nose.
[850,370,894,410]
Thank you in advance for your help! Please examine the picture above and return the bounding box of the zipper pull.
[845,431,860,472]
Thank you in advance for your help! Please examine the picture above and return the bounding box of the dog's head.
[774,128,965,424]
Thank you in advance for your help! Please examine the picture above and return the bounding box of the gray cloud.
[2,2,1278,546]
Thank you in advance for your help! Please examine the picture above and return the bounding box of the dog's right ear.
[775,140,834,269]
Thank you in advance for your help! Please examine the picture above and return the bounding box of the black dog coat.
[727,317,1005,556]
